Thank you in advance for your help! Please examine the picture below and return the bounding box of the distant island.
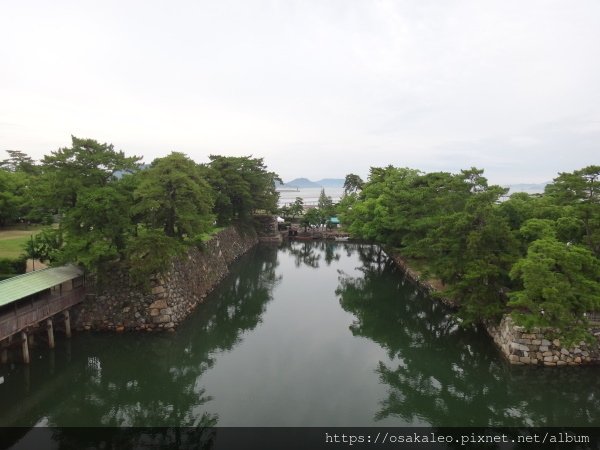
[277,178,344,189]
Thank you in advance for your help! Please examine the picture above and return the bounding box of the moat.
[1,242,599,429]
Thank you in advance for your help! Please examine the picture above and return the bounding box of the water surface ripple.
[0,242,598,428]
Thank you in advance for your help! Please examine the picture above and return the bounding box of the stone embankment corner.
[389,251,600,366]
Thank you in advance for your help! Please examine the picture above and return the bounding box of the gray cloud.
[1,0,598,183]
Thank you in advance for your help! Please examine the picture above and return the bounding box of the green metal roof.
[0,266,83,308]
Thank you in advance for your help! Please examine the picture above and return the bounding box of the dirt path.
[26,259,48,272]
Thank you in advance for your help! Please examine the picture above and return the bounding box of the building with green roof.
[0,266,85,358]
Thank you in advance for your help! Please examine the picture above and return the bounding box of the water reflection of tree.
[280,241,321,268]
[319,241,341,266]
[279,240,344,269]
[336,247,600,427]
[41,245,280,445]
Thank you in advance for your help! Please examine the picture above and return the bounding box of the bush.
[0,256,27,277]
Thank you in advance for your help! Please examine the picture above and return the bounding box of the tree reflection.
[0,245,280,445]
[279,240,345,269]
[280,241,321,268]
[319,241,342,266]
[336,247,600,427]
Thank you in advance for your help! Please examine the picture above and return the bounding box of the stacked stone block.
[73,226,258,332]
[388,251,600,367]
[486,316,600,366]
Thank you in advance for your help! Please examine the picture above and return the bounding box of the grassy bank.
[0,226,42,259]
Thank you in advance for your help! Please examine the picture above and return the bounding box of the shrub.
[0,256,27,277]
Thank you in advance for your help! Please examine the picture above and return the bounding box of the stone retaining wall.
[253,214,282,243]
[73,226,258,332]
[486,316,600,366]
[389,251,600,366]
[388,253,457,308]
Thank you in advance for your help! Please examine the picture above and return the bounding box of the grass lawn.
[0,226,43,259]
[0,225,226,259]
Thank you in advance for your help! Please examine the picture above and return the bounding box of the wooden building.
[0,266,85,363]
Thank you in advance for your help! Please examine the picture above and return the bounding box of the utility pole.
[30,235,34,271]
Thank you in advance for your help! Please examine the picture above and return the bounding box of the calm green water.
[1,242,599,428]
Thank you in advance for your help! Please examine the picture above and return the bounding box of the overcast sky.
[1,0,599,184]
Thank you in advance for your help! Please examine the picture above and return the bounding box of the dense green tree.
[277,205,290,219]
[125,228,185,287]
[393,170,467,253]
[509,237,600,343]
[335,190,358,221]
[340,166,522,323]
[134,152,214,239]
[23,227,63,263]
[556,215,585,244]
[0,150,37,174]
[39,136,141,212]
[59,182,134,271]
[317,188,334,223]
[2,138,290,286]
[344,166,418,243]
[0,170,23,225]
[301,208,321,231]
[442,189,518,322]
[519,218,557,242]
[0,138,142,272]
[288,197,304,220]
[498,192,539,231]
[343,173,364,195]
[545,165,600,256]
[205,155,280,225]
[0,151,41,225]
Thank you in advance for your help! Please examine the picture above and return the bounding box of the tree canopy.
[134,152,214,238]
[339,164,600,343]
[0,150,37,174]
[205,155,280,225]
[39,136,141,211]
[1,138,281,286]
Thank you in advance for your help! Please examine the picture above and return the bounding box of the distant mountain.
[505,182,549,195]
[278,178,345,189]
[280,178,320,188]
